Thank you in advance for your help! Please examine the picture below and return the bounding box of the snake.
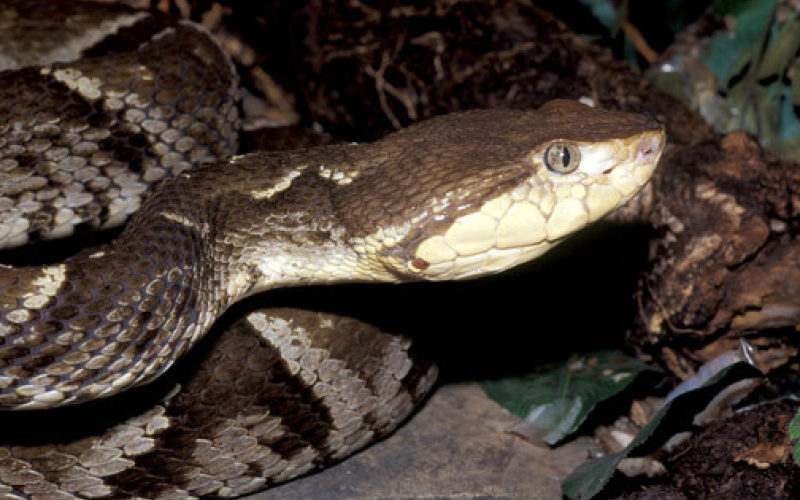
[0,1,665,499]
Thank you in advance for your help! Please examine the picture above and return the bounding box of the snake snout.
[635,132,664,165]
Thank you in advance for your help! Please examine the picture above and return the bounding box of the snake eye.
[544,142,581,174]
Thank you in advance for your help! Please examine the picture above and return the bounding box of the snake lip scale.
[0,2,665,498]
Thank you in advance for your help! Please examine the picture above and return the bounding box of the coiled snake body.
[0,2,665,499]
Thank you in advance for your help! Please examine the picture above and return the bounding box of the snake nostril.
[636,135,662,163]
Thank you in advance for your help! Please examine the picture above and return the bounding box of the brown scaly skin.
[0,1,239,248]
[0,104,663,410]
[0,309,437,499]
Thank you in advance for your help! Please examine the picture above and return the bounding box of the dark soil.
[616,399,800,500]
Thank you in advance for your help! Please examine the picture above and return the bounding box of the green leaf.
[778,85,800,139]
[756,15,800,79]
[726,44,756,83]
[766,85,800,156]
[713,0,775,18]
[756,80,784,142]
[482,350,657,445]
[724,74,787,136]
[772,136,800,160]
[561,361,763,500]
[701,0,776,83]
[791,60,800,107]
[791,408,800,464]
[576,0,620,31]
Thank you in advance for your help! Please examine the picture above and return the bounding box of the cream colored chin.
[410,130,663,280]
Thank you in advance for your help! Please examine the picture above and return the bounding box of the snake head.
[346,100,665,281]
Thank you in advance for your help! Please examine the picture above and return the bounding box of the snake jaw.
[572,142,622,175]
[407,127,665,280]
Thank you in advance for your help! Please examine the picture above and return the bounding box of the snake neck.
[0,146,392,408]
[141,147,397,300]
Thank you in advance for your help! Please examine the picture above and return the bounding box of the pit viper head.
[0,99,663,411]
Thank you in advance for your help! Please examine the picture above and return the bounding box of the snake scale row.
[0,1,665,499]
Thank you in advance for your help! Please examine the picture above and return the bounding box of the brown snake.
[0,1,665,498]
